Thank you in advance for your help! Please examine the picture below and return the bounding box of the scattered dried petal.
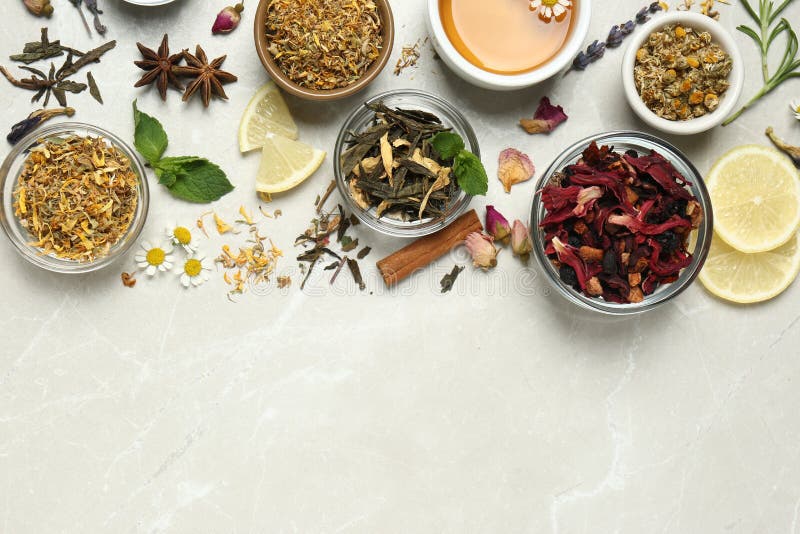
[121,271,137,288]
[214,212,233,234]
[498,148,535,193]
[519,97,568,134]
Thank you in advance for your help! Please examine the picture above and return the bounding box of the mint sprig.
[132,101,233,203]
[430,131,487,196]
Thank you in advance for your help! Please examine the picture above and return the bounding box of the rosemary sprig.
[722,0,800,125]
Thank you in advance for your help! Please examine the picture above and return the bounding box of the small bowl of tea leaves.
[0,123,149,273]
[254,0,395,101]
[622,11,743,135]
[334,90,480,238]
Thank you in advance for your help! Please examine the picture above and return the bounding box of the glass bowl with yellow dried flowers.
[0,123,149,273]
[621,11,744,135]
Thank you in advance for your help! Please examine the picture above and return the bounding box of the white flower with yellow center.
[135,241,174,276]
[166,223,198,254]
[530,0,571,20]
[177,256,211,288]
[792,100,800,121]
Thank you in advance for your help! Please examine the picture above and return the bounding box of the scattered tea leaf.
[440,265,464,293]
[341,236,359,252]
[357,246,371,259]
[86,71,102,103]
[347,258,366,291]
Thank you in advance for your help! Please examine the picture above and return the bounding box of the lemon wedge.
[238,81,298,153]
[255,133,326,194]
[699,231,800,303]
[706,145,800,253]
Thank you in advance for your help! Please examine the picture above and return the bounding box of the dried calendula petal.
[214,212,233,234]
[498,148,535,193]
[238,205,254,225]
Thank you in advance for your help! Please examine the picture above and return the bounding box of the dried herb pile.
[1,28,114,107]
[635,24,732,121]
[540,142,703,303]
[265,0,383,90]
[341,103,485,222]
[295,183,370,291]
[215,207,283,298]
[13,135,139,262]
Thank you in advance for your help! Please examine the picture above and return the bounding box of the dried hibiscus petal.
[538,140,702,304]
[520,97,568,134]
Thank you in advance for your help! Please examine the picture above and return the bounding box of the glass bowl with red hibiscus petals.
[531,131,713,315]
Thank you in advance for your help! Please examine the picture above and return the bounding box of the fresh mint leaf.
[430,131,465,160]
[132,100,167,165]
[453,150,488,196]
[165,159,234,203]
[154,167,177,187]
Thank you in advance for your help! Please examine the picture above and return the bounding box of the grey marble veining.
[1,0,800,532]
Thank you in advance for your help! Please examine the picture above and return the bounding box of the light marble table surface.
[2,0,800,532]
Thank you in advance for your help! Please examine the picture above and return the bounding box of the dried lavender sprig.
[569,2,663,72]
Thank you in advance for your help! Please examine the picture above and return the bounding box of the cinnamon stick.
[376,209,483,287]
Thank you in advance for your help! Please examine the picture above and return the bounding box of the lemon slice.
[698,231,800,303]
[238,81,298,153]
[706,145,800,253]
[255,133,326,193]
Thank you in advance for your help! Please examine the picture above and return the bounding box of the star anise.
[174,45,237,108]
[134,34,184,101]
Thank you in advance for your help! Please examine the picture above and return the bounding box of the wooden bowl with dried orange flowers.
[253,0,395,101]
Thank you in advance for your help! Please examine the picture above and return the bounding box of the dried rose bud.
[465,232,498,270]
[23,0,53,17]
[520,97,568,134]
[498,148,535,193]
[485,205,511,245]
[212,3,244,34]
[511,220,533,260]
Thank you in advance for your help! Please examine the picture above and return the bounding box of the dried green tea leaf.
[87,71,102,104]
[347,258,365,291]
[341,236,359,252]
[440,265,464,293]
[356,246,371,259]
[57,39,115,79]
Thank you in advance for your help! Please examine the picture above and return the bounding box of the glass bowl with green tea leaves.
[0,123,149,273]
[334,89,480,238]
[530,131,713,315]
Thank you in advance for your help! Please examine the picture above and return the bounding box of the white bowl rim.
[427,0,592,89]
[621,10,744,135]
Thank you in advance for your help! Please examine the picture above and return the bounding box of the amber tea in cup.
[439,0,575,75]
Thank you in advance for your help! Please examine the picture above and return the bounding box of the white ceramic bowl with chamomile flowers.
[621,11,744,135]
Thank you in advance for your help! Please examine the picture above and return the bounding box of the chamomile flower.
[135,241,174,276]
[792,100,800,121]
[176,256,211,288]
[530,0,571,20]
[165,223,198,254]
